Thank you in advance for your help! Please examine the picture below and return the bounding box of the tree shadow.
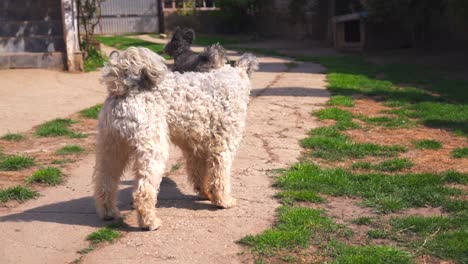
[251,86,329,97]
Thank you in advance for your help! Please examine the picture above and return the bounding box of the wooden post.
[61,0,81,71]
[172,0,176,9]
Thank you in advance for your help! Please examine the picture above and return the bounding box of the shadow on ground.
[0,177,218,229]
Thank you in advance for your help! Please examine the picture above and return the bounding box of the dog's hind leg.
[182,149,209,199]
[132,123,169,231]
[94,133,131,221]
[206,151,237,209]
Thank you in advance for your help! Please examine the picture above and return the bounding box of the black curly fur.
[163,27,228,72]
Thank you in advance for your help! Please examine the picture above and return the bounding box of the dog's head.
[163,27,195,57]
[101,47,168,97]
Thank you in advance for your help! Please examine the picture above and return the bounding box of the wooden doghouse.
[332,12,368,52]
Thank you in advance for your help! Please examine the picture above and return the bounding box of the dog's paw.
[215,197,237,209]
[97,207,121,221]
[141,217,162,231]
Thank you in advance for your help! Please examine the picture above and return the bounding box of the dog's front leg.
[132,127,169,231]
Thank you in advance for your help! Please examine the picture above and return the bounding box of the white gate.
[97,0,159,34]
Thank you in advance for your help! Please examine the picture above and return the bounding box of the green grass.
[86,228,121,244]
[0,155,35,171]
[239,206,337,254]
[35,118,79,138]
[77,246,95,254]
[276,163,467,213]
[289,55,468,136]
[367,229,388,239]
[412,139,443,150]
[83,47,106,72]
[170,163,182,172]
[26,167,62,185]
[301,126,407,161]
[425,229,468,263]
[315,107,353,122]
[372,158,415,172]
[0,186,39,203]
[359,115,416,128]
[96,36,170,59]
[352,217,373,226]
[329,242,414,264]
[274,190,325,203]
[1,133,25,141]
[229,47,288,58]
[390,216,453,236]
[56,145,84,155]
[329,95,355,107]
[192,34,242,46]
[451,147,468,158]
[51,158,73,165]
[80,104,102,119]
[388,216,468,263]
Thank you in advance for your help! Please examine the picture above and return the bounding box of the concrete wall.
[0,0,66,69]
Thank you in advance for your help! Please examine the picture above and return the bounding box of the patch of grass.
[425,229,468,263]
[170,163,182,172]
[26,167,63,185]
[0,155,35,171]
[352,217,373,226]
[229,47,287,58]
[329,95,355,107]
[315,107,353,122]
[35,118,77,137]
[96,36,170,59]
[351,161,373,170]
[69,133,88,139]
[56,145,84,155]
[51,158,73,165]
[390,216,453,236]
[275,190,325,203]
[276,163,467,213]
[0,186,39,203]
[373,158,414,172]
[301,127,406,161]
[329,242,414,264]
[80,104,102,119]
[353,158,414,172]
[106,218,128,229]
[193,34,242,46]
[239,206,337,254]
[1,133,25,141]
[359,115,416,128]
[367,229,388,239]
[294,55,468,136]
[451,147,468,158]
[83,47,106,72]
[412,139,443,150]
[86,227,121,244]
[77,246,95,254]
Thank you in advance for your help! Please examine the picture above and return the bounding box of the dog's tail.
[236,53,259,77]
[202,43,228,69]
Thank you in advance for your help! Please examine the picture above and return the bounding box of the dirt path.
[0,70,106,135]
[0,50,329,263]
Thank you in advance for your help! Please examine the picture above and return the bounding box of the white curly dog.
[94,47,258,230]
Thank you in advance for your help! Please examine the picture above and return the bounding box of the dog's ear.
[182,29,195,44]
[134,48,168,89]
[108,50,120,64]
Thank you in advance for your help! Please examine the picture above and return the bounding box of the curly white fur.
[94,47,257,230]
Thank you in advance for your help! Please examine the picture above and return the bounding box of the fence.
[96,0,159,34]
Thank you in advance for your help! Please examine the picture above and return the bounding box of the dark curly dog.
[163,27,227,72]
